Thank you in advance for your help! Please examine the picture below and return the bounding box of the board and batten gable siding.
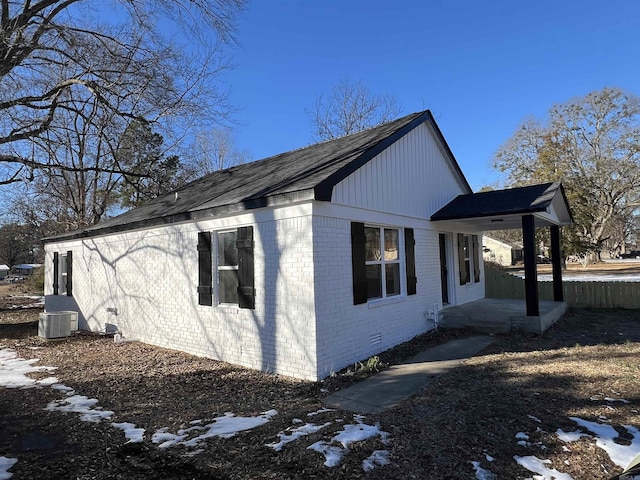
[331,122,469,218]
[312,213,442,379]
[43,204,320,380]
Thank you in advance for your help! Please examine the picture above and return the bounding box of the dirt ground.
[2,278,640,479]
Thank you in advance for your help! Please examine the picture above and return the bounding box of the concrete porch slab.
[440,298,567,335]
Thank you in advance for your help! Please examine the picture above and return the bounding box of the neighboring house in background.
[0,264,9,280]
[12,264,42,276]
[483,236,523,266]
[42,110,568,381]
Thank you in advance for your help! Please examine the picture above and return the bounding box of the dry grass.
[1,293,640,479]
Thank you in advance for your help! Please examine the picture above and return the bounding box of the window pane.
[366,264,382,299]
[59,255,67,295]
[219,270,238,304]
[365,227,381,261]
[384,229,399,261]
[386,263,400,296]
[218,232,238,266]
[463,236,470,259]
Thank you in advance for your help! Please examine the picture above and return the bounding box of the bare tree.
[493,87,640,259]
[308,77,401,141]
[0,222,37,266]
[190,127,251,174]
[0,0,245,187]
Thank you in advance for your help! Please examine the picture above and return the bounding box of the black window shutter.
[472,235,480,283]
[53,252,59,295]
[405,228,417,295]
[351,222,367,305]
[458,233,468,285]
[66,251,73,296]
[237,226,255,310]
[197,232,213,306]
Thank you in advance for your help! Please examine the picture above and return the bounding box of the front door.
[439,233,449,305]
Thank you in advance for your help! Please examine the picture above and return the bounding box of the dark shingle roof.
[430,182,569,221]
[44,110,470,242]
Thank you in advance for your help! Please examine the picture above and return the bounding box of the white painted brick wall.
[312,215,446,379]
[44,207,319,380]
[44,203,485,381]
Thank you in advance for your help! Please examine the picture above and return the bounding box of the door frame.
[438,232,455,306]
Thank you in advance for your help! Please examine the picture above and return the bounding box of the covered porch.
[431,182,573,334]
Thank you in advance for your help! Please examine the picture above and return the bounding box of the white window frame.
[215,230,239,306]
[364,225,405,301]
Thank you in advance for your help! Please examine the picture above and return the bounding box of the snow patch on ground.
[471,460,497,480]
[112,422,145,443]
[151,411,279,449]
[2,348,281,452]
[307,415,390,470]
[307,408,334,417]
[46,394,115,423]
[556,428,589,443]
[0,348,56,389]
[0,457,17,480]
[181,411,278,447]
[267,422,332,451]
[570,417,640,468]
[362,450,391,472]
[514,455,574,480]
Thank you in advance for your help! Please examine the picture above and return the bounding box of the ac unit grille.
[38,311,77,339]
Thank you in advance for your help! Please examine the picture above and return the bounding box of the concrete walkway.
[323,335,495,413]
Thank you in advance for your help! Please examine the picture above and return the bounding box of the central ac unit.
[38,312,73,339]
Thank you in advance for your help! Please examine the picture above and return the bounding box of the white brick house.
[43,110,487,381]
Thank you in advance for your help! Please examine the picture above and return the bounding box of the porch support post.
[550,225,563,302]
[522,214,539,316]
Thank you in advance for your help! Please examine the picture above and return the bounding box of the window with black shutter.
[53,252,59,295]
[405,228,417,295]
[351,222,367,305]
[472,234,480,283]
[199,227,255,309]
[53,251,73,296]
[197,232,213,306]
[351,222,416,304]
[236,226,255,310]
[66,251,73,296]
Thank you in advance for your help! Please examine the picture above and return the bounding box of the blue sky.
[223,0,640,191]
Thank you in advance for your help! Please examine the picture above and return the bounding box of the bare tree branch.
[1,0,245,190]
[307,77,401,141]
